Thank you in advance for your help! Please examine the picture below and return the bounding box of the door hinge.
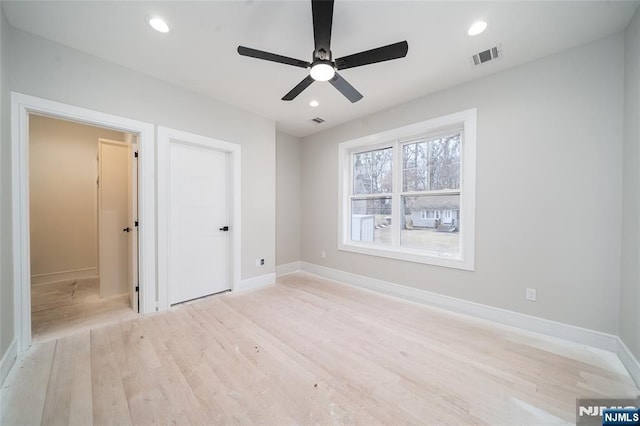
[135,220,139,227]
[135,286,139,292]
[134,151,138,158]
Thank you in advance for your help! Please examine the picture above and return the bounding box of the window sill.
[338,241,474,271]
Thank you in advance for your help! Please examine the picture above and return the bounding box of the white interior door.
[127,139,139,312]
[169,142,230,304]
[98,140,130,298]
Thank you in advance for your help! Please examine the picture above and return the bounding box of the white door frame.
[11,92,156,352]
[157,126,241,311]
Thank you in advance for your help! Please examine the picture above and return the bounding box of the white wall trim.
[276,261,302,277]
[0,338,17,387]
[237,273,276,292]
[301,262,620,352]
[11,92,156,352]
[31,268,98,285]
[156,126,242,311]
[617,338,640,387]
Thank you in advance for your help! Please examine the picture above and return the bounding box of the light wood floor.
[3,272,638,425]
[31,277,138,343]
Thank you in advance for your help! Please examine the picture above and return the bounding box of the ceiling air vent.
[471,44,502,66]
[311,117,325,124]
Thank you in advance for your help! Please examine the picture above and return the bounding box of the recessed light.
[468,21,487,36]
[149,17,170,33]
[309,100,319,107]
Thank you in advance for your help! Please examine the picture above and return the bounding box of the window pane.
[401,195,460,254]
[351,197,392,245]
[402,134,460,192]
[353,147,393,195]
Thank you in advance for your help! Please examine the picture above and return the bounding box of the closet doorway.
[29,115,139,342]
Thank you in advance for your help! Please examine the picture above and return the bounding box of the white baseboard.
[0,338,17,387]
[31,267,98,285]
[300,262,620,353]
[617,338,640,387]
[237,273,276,292]
[276,261,302,277]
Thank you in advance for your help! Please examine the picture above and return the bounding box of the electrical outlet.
[321,251,326,259]
[526,288,537,302]
[260,258,265,266]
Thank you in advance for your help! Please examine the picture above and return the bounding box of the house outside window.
[338,109,477,270]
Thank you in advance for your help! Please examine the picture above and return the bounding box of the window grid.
[348,132,463,255]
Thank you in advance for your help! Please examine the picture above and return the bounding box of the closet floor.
[31,276,138,342]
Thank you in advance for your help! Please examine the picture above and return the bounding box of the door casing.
[157,126,241,311]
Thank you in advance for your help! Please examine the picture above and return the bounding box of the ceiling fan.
[237,0,409,103]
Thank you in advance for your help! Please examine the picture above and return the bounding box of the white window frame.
[338,108,476,271]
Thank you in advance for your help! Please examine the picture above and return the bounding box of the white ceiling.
[3,1,638,137]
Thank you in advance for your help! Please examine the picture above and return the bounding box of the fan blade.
[282,75,315,101]
[312,0,334,56]
[329,73,363,103]
[335,41,409,70]
[238,46,310,68]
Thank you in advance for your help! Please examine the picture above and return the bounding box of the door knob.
[123,227,131,232]
[219,226,229,232]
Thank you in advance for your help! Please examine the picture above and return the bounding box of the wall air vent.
[471,44,502,66]
[311,117,325,124]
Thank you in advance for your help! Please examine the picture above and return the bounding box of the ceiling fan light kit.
[237,0,409,103]
[310,62,335,81]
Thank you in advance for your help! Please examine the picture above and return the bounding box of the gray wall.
[620,8,640,360]
[301,35,624,334]
[0,7,13,362]
[276,131,302,266]
[8,27,276,282]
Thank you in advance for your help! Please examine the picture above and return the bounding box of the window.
[338,109,476,270]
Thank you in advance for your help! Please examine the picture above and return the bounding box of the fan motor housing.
[314,48,332,61]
